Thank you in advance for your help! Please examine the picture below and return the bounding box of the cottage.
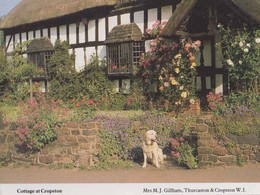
[0,0,259,96]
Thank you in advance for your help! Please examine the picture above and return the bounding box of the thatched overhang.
[105,23,143,44]
[161,0,260,37]
[0,0,118,30]
[27,37,54,53]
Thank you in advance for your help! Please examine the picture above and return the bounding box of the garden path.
[0,163,259,183]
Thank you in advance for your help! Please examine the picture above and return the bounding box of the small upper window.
[105,23,144,77]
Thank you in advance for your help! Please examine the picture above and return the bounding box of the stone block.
[79,143,91,150]
[213,147,228,156]
[255,152,260,162]
[240,155,249,162]
[249,154,255,160]
[243,149,251,156]
[218,156,235,163]
[197,133,211,140]
[198,147,213,154]
[208,139,218,148]
[66,122,79,129]
[79,122,96,130]
[198,154,208,161]
[198,161,213,168]
[39,155,54,164]
[59,129,70,135]
[82,130,97,136]
[237,134,259,145]
[71,130,80,135]
[208,155,218,163]
[197,140,208,147]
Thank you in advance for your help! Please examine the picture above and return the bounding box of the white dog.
[142,130,165,168]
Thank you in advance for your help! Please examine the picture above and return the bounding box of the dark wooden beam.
[161,0,198,37]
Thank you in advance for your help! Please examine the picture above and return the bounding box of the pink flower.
[159,86,164,91]
[88,100,94,105]
[185,43,191,48]
[164,82,169,87]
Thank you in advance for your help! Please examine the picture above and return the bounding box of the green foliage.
[0,152,12,167]
[236,156,247,167]
[47,40,76,100]
[218,25,260,93]
[16,91,72,153]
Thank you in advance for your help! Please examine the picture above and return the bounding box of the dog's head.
[145,130,157,145]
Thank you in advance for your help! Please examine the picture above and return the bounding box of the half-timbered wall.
[3,1,225,94]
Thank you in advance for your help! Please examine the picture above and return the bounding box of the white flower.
[175,100,181,105]
[246,43,251,47]
[181,92,187,98]
[239,41,243,47]
[227,59,234,66]
[239,60,243,65]
[189,99,195,104]
[243,48,249,53]
[255,38,260,44]
[179,86,184,90]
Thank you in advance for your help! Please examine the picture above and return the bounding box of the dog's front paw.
[142,164,146,168]
[155,164,160,168]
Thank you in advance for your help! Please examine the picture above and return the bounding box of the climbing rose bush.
[139,20,201,112]
[218,24,260,93]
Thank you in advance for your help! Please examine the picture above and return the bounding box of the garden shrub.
[16,91,72,153]
[139,20,201,113]
[47,40,76,100]
[218,25,259,94]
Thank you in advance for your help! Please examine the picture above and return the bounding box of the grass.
[0,103,20,123]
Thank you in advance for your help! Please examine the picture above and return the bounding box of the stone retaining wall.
[0,121,99,167]
[196,115,260,168]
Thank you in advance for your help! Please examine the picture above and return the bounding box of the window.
[28,51,54,74]
[107,41,144,75]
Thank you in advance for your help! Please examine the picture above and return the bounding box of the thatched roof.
[105,23,143,44]
[229,0,260,23]
[27,37,54,53]
[0,0,118,29]
[161,0,260,37]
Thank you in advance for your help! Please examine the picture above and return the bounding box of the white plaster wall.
[98,18,106,41]
[122,79,131,94]
[35,30,41,38]
[134,11,144,33]
[28,31,34,40]
[15,33,20,45]
[42,28,48,37]
[161,5,172,22]
[6,35,13,53]
[108,16,117,32]
[203,40,211,67]
[79,22,85,43]
[206,76,211,90]
[88,20,96,42]
[75,48,85,72]
[215,74,223,94]
[86,46,96,64]
[69,23,77,44]
[148,8,158,29]
[120,13,130,25]
[21,33,27,43]
[196,76,202,90]
[113,80,120,93]
[97,45,106,61]
[59,25,67,42]
[50,27,57,45]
